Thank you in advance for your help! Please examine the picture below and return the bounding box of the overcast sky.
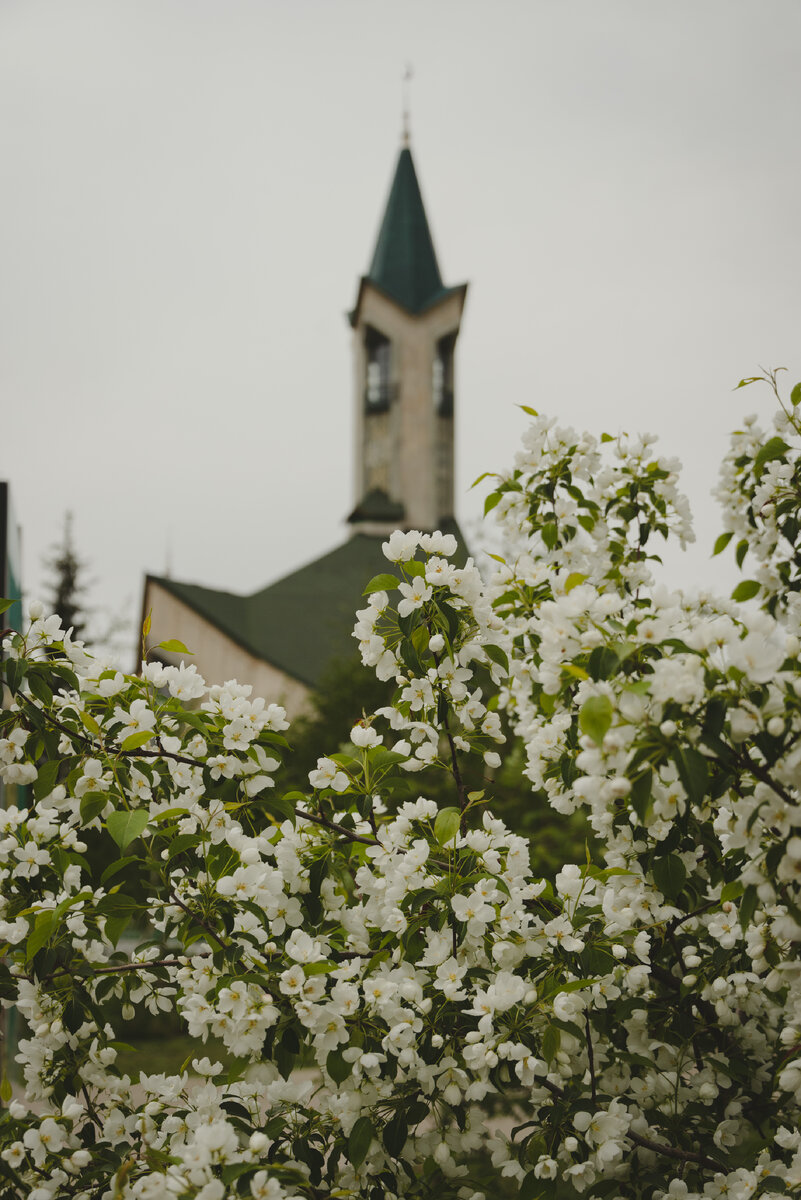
[2,0,800,656]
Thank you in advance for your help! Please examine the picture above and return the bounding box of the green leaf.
[261,795,297,824]
[578,695,613,746]
[675,747,708,805]
[100,855,138,885]
[26,911,56,961]
[470,471,494,489]
[518,404,539,416]
[541,522,558,550]
[106,809,149,850]
[0,598,14,616]
[120,730,156,752]
[731,579,760,602]
[484,491,501,516]
[156,638,193,655]
[712,531,734,557]
[434,807,461,846]
[33,759,60,803]
[791,382,801,407]
[79,710,101,737]
[0,1076,11,1103]
[27,672,53,706]
[739,883,758,931]
[383,1113,408,1157]
[753,436,790,476]
[630,769,653,821]
[564,572,587,593]
[363,573,400,595]
[483,644,509,673]
[600,432,615,443]
[326,1049,352,1085]
[721,880,744,902]
[166,834,200,861]
[521,1170,544,1200]
[80,792,109,825]
[348,1116,375,1168]
[541,1024,560,1063]
[652,853,687,901]
[104,916,131,947]
[304,960,337,976]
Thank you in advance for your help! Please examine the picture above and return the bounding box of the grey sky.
[2,0,800,654]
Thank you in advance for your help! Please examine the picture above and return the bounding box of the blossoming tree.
[1,369,801,1200]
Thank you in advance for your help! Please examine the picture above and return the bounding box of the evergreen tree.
[44,511,88,641]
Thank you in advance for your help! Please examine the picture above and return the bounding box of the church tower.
[347,142,467,535]
[141,131,470,717]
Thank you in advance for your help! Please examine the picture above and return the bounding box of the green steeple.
[367,147,446,313]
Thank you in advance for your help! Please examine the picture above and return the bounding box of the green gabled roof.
[367,147,450,314]
[148,521,466,689]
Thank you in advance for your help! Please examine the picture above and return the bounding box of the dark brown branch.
[41,958,183,985]
[667,900,719,932]
[169,892,230,951]
[534,1076,725,1174]
[92,957,183,976]
[295,807,378,847]
[429,651,467,824]
[22,694,382,849]
[584,1012,597,1105]
[626,1129,724,1173]
[736,745,797,809]
[81,1083,103,1132]
[443,719,467,819]
[19,695,208,769]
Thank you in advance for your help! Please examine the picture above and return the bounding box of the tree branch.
[168,892,230,951]
[41,958,183,985]
[735,745,797,809]
[294,807,378,847]
[584,1012,597,1105]
[626,1129,725,1173]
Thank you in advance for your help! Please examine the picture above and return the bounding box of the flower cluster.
[1,371,801,1198]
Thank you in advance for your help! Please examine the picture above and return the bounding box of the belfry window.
[365,326,392,411]
[433,334,455,416]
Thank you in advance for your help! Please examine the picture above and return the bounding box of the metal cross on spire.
[401,63,413,147]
